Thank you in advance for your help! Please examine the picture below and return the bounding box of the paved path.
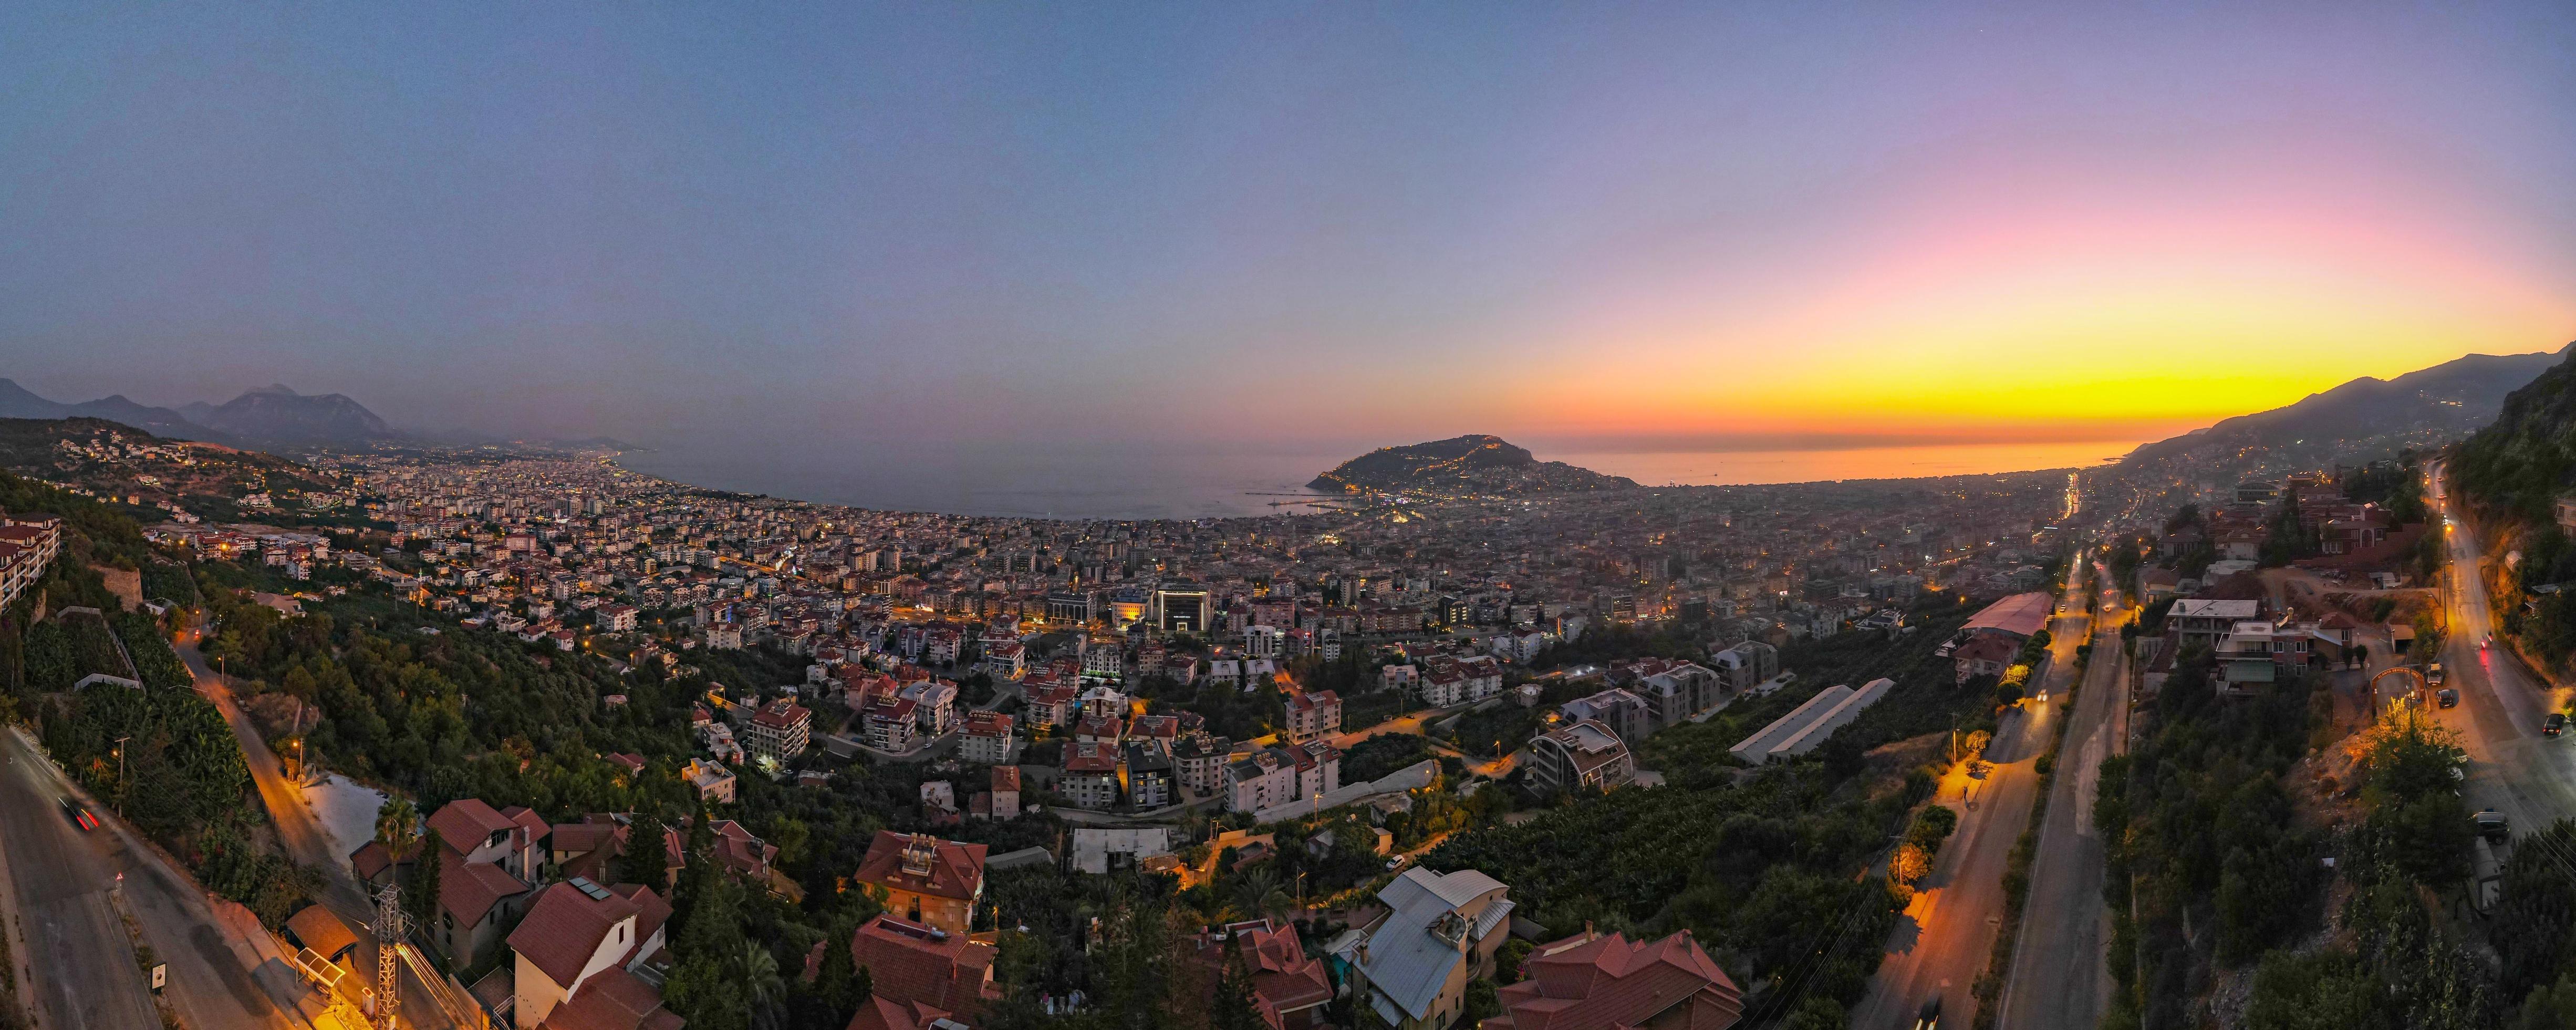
[1997,562,2130,1030]
[2425,470,2576,843]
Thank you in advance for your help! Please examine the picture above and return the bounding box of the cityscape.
[2,6,2575,1030]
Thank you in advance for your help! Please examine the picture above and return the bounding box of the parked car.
[2549,713,2568,737]
[2476,809,2511,841]
[2428,663,2446,686]
[2438,688,2459,708]
[57,798,97,832]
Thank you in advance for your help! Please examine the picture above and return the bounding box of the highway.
[1996,561,2130,1030]
[1852,558,2091,1030]
[2426,469,2576,843]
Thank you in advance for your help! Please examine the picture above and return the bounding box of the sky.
[3,2,2573,466]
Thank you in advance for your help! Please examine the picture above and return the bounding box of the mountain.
[0,378,221,441]
[2122,345,2571,467]
[1310,434,1638,496]
[2452,348,2576,523]
[183,384,398,446]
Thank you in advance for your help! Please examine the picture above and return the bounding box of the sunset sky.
[3,2,2572,458]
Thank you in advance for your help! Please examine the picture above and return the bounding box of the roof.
[854,831,988,902]
[845,997,952,1030]
[285,904,360,961]
[426,798,520,849]
[2173,599,2263,620]
[848,915,998,1018]
[1189,921,1333,1029]
[1483,930,1743,1030]
[1358,868,1515,1021]
[538,966,674,1030]
[507,880,642,989]
[1961,592,2052,638]
[443,856,533,928]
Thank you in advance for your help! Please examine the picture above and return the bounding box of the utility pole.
[375,882,403,1030]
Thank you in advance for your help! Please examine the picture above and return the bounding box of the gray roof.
[1351,868,1513,1021]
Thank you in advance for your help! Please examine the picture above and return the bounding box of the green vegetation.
[1339,732,1435,784]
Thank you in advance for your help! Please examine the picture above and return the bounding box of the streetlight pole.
[113,736,130,814]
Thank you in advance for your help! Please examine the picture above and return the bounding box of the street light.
[113,736,130,813]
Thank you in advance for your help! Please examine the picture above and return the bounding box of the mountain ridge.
[0,379,399,447]
[2120,345,2571,468]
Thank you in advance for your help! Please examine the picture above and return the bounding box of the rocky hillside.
[1309,434,1637,496]
[2450,348,2576,524]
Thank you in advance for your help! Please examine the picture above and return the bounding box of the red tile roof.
[426,798,518,850]
[1186,920,1331,1030]
[854,832,986,903]
[539,966,670,1030]
[848,915,998,1019]
[1481,930,1743,1030]
[507,881,640,989]
[845,996,953,1030]
[442,857,531,928]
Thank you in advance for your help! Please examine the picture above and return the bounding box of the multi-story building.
[1341,868,1514,1030]
[1061,741,1122,809]
[1283,689,1342,741]
[959,710,1015,765]
[744,698,811,762]
[1524,719,1636,796]
[864,696,920,753]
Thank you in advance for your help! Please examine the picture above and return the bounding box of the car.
[1914,997,1943,1030]
[2438,688,2459,708]
[2428,663,2446,686]
[2476,809,2511,841]
[2484,635,2495,650]
[58,797,97,832]
[2549,714,2568,737]
[1385,854,1410,872]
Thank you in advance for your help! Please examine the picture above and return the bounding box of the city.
[3,5,2575,1030]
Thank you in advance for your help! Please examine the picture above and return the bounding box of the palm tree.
[739,940,785,1030]
[376,796,420,854]
[1230,870,1280,921]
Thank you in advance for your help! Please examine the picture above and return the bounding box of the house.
[411,799,549,967]
[958,710,1016,765]
[744,698,812,762]
[853,832,988,935]
[1524,719,1635,796]
[1023,682,1078,729]
[844,915,1002,1030]
[1950,634,2020,684]
[681,759,737,804]
[2170,599,2263,650]
[1185,920,1333,1030]
[1341,868,1515,1030]
[1074,714,1125,746]
[970,765,1020,821]
[1071,828,1176,876]
[1283,689,1342,741]
[505,878,674,1030]
[547,818,629,884]
[707,819,780,884]
[1479,928,1744,1030]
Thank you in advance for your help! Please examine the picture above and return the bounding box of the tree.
[1782,995,1848,1030]
[1212,933,1265,1030]
[616,813,669,889]
[408,828,444,954]
[376,796,420,853]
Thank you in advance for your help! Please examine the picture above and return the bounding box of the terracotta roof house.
[1186,920,1333,1030]
[1480,928,1743,1030]
[842,914,1000,1030]
[854,832,988,935]
[505,878,676,1030]
[383,798,550,967]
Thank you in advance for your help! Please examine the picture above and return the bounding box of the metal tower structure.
[375,882,404,1030]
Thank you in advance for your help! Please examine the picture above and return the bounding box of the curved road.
[2426,470,2576,841]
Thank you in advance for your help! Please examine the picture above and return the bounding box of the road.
[1853,558,2092,1030]
[2425,470,2576,842]
[0,731,165,1030]
[1997,561,2131,1030]
[180,626,467,1030]
[0,725,304,1030]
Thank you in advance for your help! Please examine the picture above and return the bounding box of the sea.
[614,439,2139,522]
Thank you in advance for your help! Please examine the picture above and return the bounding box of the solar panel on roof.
[568,877,611,901]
